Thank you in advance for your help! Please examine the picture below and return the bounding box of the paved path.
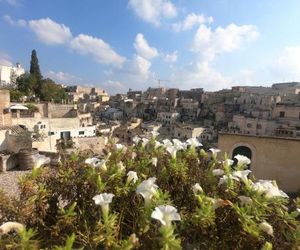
[0,170,31,199]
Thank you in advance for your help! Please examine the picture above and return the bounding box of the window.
[257,124,262,129]
[279,111,285,118]
[79,131,84,135]
[247,123,252,128]
[48,132,55,136]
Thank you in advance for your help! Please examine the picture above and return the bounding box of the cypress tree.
[30,49,42,80]
[29,49,42,97]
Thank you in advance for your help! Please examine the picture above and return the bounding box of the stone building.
[218,133,300,193]
[0,63,25,85]
[11,102,95,152]
[157,111,180,126]
[66,85,109,103]
[171,122,214,141]
[228,115,277,136]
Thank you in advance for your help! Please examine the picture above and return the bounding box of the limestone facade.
[218,133,300,193]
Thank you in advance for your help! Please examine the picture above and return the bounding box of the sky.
[1,0,300,94]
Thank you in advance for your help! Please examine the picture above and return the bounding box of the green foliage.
[29,49,42,81]
[9,89,23,102]
[13,50,67,101]
[16,72,37,97]
[25,103,39,113]
[40,78,67,102]
[0,141,299,249]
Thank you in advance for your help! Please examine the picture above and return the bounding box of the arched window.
[232,146,252,169]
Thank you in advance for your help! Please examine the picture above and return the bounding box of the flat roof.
[219,132,300,142]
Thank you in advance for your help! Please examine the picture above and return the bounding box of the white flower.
[172,139,187,150]
[223,159,234,167]
[151,157,158,167]
[104,136,108,145]
[93,193,115,216]
[136,177,158,204]
[85,158,107,171]
[252,180,288,198]
[151,205,181,227]
[96,160,107,171]
[166,145,177,158]
[209,148,221,157]
[186,138,202,148]
[238,196,253,206]
[192,183,203,194]
[210,198,225,210]
[162,139,173,148]
[132,152,137,160]
[297,208,300,213]
[85,157,100,166]
[218,174,239,186]
[142,138,149,147]
[117,161,125,172]
[127,171,138,184]
[132,136,141,144]
[234,154,251,165]
[0,222,24,235]
[154,140,162,149]
[259,221,274,236]
[232,170,251,182]
[151,131,160,138]
[212,169,225,176]
[116,143,125,150]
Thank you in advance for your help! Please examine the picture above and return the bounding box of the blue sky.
[1,0,300,94]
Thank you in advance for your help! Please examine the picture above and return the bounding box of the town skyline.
[2,0,300,94]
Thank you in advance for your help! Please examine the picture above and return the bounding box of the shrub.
[25,103,39,113]
[0,138,299,249]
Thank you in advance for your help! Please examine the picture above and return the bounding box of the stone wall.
[0,90,11,127]
[47,103,77,118]
[218,133,300,193]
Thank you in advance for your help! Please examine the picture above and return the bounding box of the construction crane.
[153,78,170,88]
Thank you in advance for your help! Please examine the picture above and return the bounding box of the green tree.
[30,49,42,97]
[16,72,37,97]
[30,49,42,80]
[40,78,67,103]
[10,89,24,102]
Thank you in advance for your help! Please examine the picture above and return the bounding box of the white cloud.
[0,0,22,6]
[192,23,259,61]
[129,0,177,26]
[45,70,81,83]
[28,18,72,45]
[128,55,152,80]
[107,54,153,92]
[102,80,126,93]
[8,16,126,67]
[134,33,159,59]
[170,61,232,90]
[172,13,213,32]
[234,69,255,85]
[0,52,13,66]
[164,50,178,63]
[70,34,126,67]
[3,15,26,27]
[273,46,300,80]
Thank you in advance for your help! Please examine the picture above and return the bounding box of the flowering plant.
[0,138,299,249]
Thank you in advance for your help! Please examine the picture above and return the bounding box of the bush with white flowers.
[0,137,299,249]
